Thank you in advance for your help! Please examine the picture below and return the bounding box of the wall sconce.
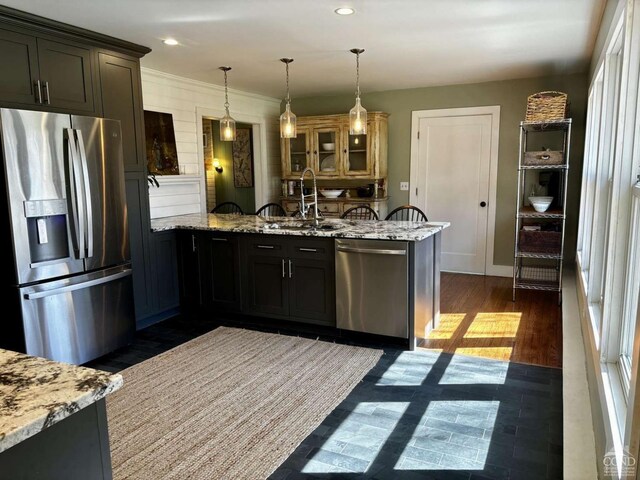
[213,159,223,173]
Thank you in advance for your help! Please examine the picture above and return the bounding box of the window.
[619,183,640,395]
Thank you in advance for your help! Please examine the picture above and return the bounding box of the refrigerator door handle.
[75,129,94,258]
[66,128,86,258]
[24,269,132,300]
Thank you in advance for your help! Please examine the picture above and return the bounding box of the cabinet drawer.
[244,235,286,256]
[283,200,299,213]
[288,237,334,261]
[318,202,340,214]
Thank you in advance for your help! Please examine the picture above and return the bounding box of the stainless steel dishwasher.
[335,239,409,338]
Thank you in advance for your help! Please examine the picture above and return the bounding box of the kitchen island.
[151,213,448,349]
[0,349,122,480]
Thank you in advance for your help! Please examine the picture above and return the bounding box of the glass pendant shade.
[280,103,297,138]
[349,48,367,136]
[279,58,297,138]
[349,97,367,135]
[218,66,236,142]
[220,110,236,141]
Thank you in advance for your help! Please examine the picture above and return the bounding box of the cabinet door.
[314,125,341,177]
[200,233,242,312]
[343,122,371,177]
[97,53,145,172]
[178,231,202,313]
[149,231,180,313]
[0,28,40,105]
[288,238,336,325]
[242,236,288,316]
[125,173,154,322]
[282,127,311,178]
[37,39,94,112]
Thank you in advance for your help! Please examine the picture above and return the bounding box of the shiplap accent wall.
[141,68,281,218]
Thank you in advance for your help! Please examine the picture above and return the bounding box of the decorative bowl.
[321,143,335,151]
[528,196,553,212]
[320,189,344,198]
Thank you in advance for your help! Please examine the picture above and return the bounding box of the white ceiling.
[8,0,606,99]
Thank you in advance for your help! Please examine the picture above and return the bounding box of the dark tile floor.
[88,317,562,480]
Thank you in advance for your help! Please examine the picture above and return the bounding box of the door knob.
[480,201,487,207]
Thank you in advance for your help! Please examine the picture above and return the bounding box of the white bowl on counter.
[321,143,335,151]
[320,189,344,198]
[528,196,553,212]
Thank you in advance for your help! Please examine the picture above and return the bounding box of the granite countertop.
[0,349,122,453]
[151,213,449,242]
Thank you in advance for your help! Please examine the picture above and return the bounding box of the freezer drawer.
[335,239,409,338]
[19,265,134,364]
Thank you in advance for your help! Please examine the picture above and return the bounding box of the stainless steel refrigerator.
[0,108,135,365]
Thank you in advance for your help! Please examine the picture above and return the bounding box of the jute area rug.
[106,326,382,479]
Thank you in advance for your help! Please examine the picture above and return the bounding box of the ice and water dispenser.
[23,199,71,265]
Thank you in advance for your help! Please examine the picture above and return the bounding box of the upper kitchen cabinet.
[280,112,388,179]
[36,38,94,112]
[0,28,39,105]
[282,126,312,177]
[97,53,145,171]
[343,112,388,178]
[0,27,94,113]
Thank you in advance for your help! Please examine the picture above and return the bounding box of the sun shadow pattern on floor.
[270,349,562,480]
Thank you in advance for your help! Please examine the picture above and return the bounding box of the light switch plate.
[400,182,409,191]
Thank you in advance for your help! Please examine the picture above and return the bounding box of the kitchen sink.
[263,221,342,231]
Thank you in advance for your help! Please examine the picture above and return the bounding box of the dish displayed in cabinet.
[320,154,336,171]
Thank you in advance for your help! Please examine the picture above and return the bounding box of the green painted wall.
[289,73,588,266]
[211,120,256,213]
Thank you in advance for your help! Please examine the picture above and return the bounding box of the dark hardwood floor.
[420,273,562,368]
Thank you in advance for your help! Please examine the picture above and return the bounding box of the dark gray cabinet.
[97,53,145,171]
[0,28,39,105]
[178,231,242,315]
[288,238,335,325]
[243,236,289,317]
[178,231,203,314]
[150,231,180,313]
[125,174,154,320]
[36,38,94,112]
[242,235,336,326]
[0,27,94,112]
[200,233,242,312]
[177,232,336,327]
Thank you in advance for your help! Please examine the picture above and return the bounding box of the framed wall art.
[232,127,254,187]
[144,110,179,175]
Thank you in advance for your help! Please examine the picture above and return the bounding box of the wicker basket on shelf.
[525,91,568,122]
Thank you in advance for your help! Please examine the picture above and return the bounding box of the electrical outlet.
[400,182,409,191]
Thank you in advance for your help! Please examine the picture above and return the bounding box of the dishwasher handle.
[336,245,407,256]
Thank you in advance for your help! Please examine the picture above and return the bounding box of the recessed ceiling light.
[163,38,179,46]
[335,7,355,15]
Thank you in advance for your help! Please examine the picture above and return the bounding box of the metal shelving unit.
[513,119,571,304]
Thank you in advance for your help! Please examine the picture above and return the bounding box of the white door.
[414,113,494,274]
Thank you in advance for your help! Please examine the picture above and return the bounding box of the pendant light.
[218,66,236,141]
[279,58,297,138]
[349,48,367,135]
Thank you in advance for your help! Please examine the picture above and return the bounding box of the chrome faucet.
[300,167,319,226]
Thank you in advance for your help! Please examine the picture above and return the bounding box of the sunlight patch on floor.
[394,400,500,471]
[463,312,522,339]
[439,355,509,385]
[302,402,410,474]
[455,347,513,362]
[375,350,437,386]
[427,313,466,340]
